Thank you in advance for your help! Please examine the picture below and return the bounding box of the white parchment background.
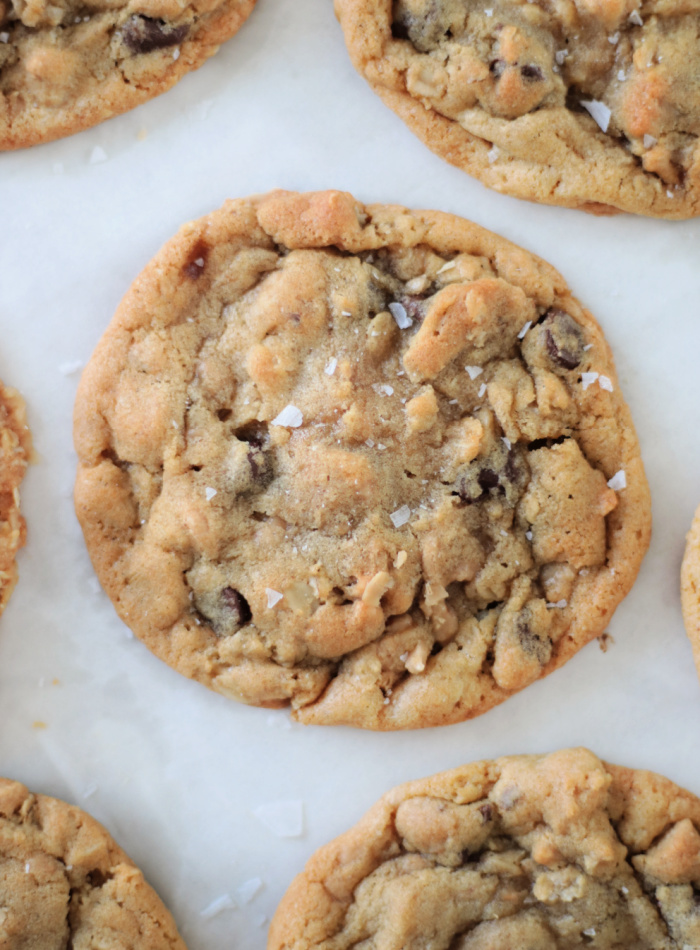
[1,0,700,946]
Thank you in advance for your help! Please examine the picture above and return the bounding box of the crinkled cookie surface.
[335,0,700,218]
[269,749,700,950]
[0,0,256,148]
[0,778,186,949]
[74,190,650,730]
[0,381,31,617]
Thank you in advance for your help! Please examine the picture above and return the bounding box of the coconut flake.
[629,9,643,24]
[390,505,411,528]
[252,800,304,837]
[324,357,338,376]
[643,133,657,149]
[200,894,235,919]
[517,320,532,339]
[581,371,599,390]
[581,99,611,133]
[265,588,283,609]
[555,49,568,65]
[598,375,613,391]
[89,145,108,165]
[272,405,303,428]
[59,360,83,376]
[466,365,483,379]
[487,145,500,164]
[607,469,626,491]
[237,878,264,905]
[389,302,413,329]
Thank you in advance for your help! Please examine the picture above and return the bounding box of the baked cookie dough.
[0,381,31,617]
[74,190,650,729]
[335,0,700,218]
[0,0,257,149]
[269,749,700,950]
[0,777,186,948]
[680,503,700,672]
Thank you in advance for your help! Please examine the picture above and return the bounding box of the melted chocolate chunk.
[521,64,544,81]
[121,15,189,55]
[222,587,252,626]
[543,309,584,370]
[479,803,494,822]
[392,0,450,51]
[458,442,530,507]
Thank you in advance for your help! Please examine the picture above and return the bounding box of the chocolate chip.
[517,616,550,663]
[392,0,449,51]
[543,309,584,370]
[182,240,208,279]
[458,443,530,507]
[121,15,189,54]
[477,468,500,491]
[479,803,494,822]
[521,64,544,81]
[222,587,251,626]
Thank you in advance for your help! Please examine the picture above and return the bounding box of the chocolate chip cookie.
[269,748,700,950]
[0,0,257,149]
[74,190,650,729]
[0,777,186,948]
[335,0,700,218]
[681,503,700,673]
[0,381,31,617]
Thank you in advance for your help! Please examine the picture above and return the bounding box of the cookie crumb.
[390,505,411,528]
[272,405,303,428]
[32,721,47,729]
[607,469,626,491]
[200,894,235,920]
[252,800,304,838]
[598,632,614,652]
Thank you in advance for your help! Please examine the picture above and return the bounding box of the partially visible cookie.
[0,778,186,948]
[335,0,700,219]
[680,504,700,672]
[269,749,700,950]
[74,190,650,730]
[0,381,30,616]
[0,0,257,149]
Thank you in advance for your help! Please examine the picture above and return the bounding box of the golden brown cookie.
[335,0,700,218]
[0,0,257,149]
[269,749,700,950]
[74,190,650,729]
[0,777,186,948]
[0,381,31,617]
[680,504,700,673]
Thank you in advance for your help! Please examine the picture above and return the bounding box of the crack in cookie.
[73,190,651,729]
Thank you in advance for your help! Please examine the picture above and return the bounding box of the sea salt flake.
[583,929,596,938]
[377,443,387,450]
[517,320,532,339]
[667,190,674,198]
[437,261,456,274]
[607,469,626,491]
[608,31,620,42]
[253,800,304,837]
[389,302,413,329]
[324,357,337,376]
[25,862,30,873]
[237,877,264,904]
[478,382,487,398]
[484,6,493,13]
[172,47,180,59]
[643,133,657,148]
[59,360,83,376]
[89,145,108,164]
[205,487,217,501]
[547,599,568,609]
[617,69,626,81]
[266,588,283,609]
[583,343,593,351]
[466,365,483,379]
[502,437,511,450]
[272,405,303,428]
[0,32,9,42]
[581,371,599,390]
[598,374,613,391]
[365,438,375,448]
[200,894,235,920]
[620,885,629,895]
[377,384,394,396]
[341,310,352,317]
[390,505,411,528]
[487,145,500,163]
[525,530,533,541]
[555,49,568,65]
[629,9,643,24]
[581,99,611,133]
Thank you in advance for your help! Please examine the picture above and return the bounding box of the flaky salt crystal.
[629,9,643,24]
[0,32,9,42]
[502,437,511,450]
[581,371,599,390]
[608,31,620,43]
[525,530,533,541]
[484,6,493,13]
[517,320,532,339]
[581,100,611,133]
[437,261,456,274]
[390,505,411,528]
[205,487,217,501]
[200,894,235,919]
[617,69,626,81]
[389,302,412,329]
[555,49,568,65]
[598,375,613,391]
[89,145,108,164]
[546,599,568,609]
[266,588,283,608]
[237,878,263,904]
[379,384,394,396]
[365,438,375,448]
[466,365,483,379]
[253,800,304,837]
[643,134,657,149]
[24,862,30,873]
[487,146,500,164]
[272,405,303,428]
[324,357,337,376]
[583,343,593,351]
[583,930,596,938]
[607,470,626,491]
[478,383,487,398]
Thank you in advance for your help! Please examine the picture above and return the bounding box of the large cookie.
[0,381,31,617]
[335,0,700,219]
[74,190,650,729]
[0,0,256,149]
[0,777,186,948]
[269,749,700,950]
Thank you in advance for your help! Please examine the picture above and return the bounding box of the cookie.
[0,777,186,948]
[0,0,257,149]
[335,0,700,219]
[269,748,700,950]
[74,189,650,730]
[680,503,700,671]
[0,381,31,617]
